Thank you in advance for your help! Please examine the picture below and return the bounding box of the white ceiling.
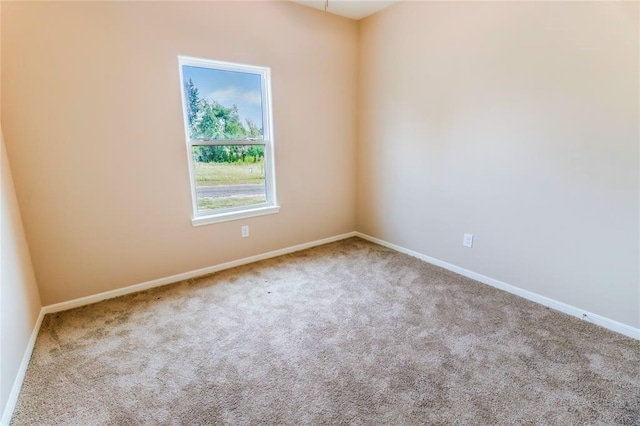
[290,0,398,20]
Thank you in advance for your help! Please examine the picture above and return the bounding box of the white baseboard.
[1,309,45,426]
[355,232,640,340]
[4,229,636,425]
[1,231,356,425]
[43,232,358,314]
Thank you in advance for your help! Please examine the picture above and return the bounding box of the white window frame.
[178,56,279,226]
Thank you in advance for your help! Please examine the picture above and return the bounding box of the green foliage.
[192,145,264,164]
[185,78,265,164]
[185,79,200,126]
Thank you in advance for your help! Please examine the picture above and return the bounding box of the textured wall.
[2,1,358,305]
[357,2,639,327]
[1,129,42,419]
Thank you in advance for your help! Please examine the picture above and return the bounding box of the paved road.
[196,184,265,198]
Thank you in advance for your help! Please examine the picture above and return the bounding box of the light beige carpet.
[10,238,640,425]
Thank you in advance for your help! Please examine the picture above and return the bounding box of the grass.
[194,160,265,186]
[193,159,266,212]
[197,195,266,211]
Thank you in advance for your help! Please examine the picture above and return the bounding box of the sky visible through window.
[182,66,263,130]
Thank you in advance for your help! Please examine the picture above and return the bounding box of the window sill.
[191,205,280,227]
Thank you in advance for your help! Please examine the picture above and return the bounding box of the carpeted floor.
[10,237,640,425]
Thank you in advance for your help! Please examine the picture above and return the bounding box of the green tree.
[245,119,262,139]
[247,146,264,163]
[186,80,265,163]
[185,78,200,126]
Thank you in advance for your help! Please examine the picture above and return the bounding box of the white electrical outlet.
[463,233,473,248]
[241,225,249,238]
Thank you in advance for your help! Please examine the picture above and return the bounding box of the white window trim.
[191,205,280,227]
[178,56,279,226]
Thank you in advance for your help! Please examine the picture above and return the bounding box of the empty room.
[1,0,639,424]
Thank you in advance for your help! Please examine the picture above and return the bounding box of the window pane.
[182,66,263,141]
[192,145,266,213]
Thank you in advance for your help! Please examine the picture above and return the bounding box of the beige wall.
[2,1,639,330]
[2,1,358,305]
[358,2,639,328]
[1,128,42,418]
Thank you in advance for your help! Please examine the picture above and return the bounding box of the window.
[178,57,278,226]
